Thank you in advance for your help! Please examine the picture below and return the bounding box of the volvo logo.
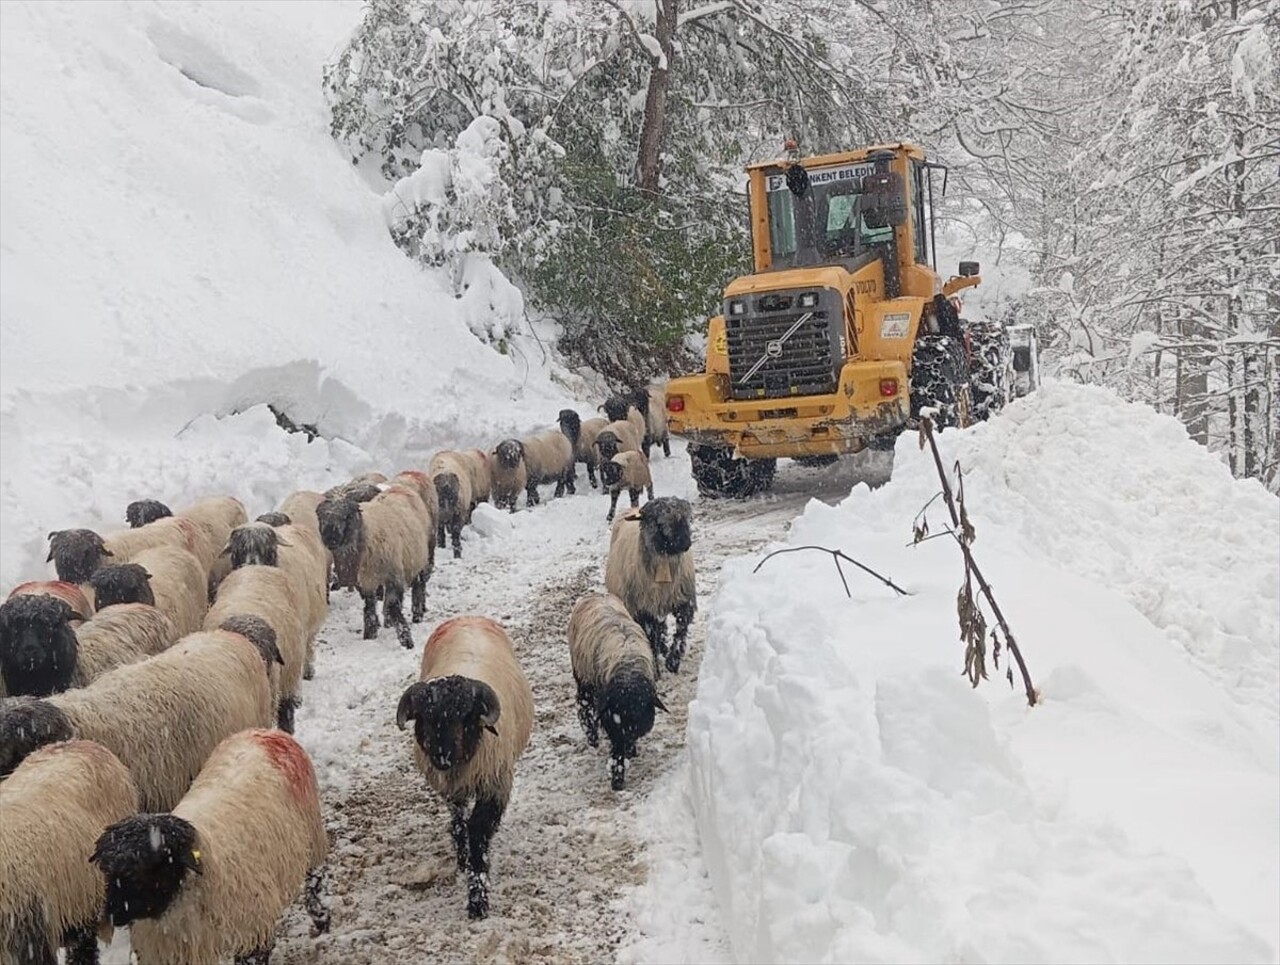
[766,340,783,359]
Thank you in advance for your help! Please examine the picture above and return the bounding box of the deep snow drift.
[0,0,567,589]
[687,382,1279,964]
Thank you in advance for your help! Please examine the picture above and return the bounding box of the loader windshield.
[765,163,893,269]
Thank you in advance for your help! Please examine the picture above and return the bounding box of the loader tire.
[910,334,971,429]
[689,444,776,499]
[965,321,1012,421]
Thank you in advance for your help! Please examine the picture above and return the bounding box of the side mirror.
[959,261,980,277]
[861,171,907,229]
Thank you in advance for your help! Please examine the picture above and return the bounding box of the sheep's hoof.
[467,895,489,920]
[303,664,315,681]
[452,546,462,559]
[611,773,625,791]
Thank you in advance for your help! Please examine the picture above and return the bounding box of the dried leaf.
[918,422,927,449]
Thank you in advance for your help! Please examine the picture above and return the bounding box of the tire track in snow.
[266,445,892,964]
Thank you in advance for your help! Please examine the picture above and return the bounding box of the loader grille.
[725,294,843,401]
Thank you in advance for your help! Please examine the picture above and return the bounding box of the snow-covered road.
[253,444,893,964]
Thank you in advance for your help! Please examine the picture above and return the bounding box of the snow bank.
[0,1,567,588]
[690,382,1279,963]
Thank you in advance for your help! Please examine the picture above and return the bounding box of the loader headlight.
[728,300,746,316]
[799,292,819,308]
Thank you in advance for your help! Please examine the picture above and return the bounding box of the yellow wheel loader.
[664,141,1012,498]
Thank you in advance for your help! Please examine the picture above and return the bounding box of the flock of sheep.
[0,383,701,961]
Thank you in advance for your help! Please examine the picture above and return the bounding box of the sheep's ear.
[218,543,232,557]
[471,680,501,736]
[395,682,431,731]
[654,694,669,713]
[275,536,292,548]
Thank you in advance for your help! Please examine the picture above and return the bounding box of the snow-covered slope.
[0,0,565,588]
[687,382,1279,964]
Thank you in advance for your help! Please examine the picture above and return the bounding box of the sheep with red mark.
[0,739,139,965]
[90,728,329,965]
[396,616,533,919]
[5,581,93,622]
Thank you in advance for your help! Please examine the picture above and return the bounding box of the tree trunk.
[635,0,678,194]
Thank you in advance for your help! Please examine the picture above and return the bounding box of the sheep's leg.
[277,695,299,734]
[361,591,379,640]
[526,480,540,507]
[662,438,671,458]
[303,638,316,680]
[305,868,331,936]
[587,460,598,489]
[233,944,273,965]
[609,741,627,791]
[437,522,447,549]
[668,602,695,674]
[642,441,653,460]
[646,483,655,500]
[384,585,413,649]
[450,802,469,873]
[449,519,464,559]
[63,924,97,965]
[466,795,506,920]
[607,489,621,522]
[629,487,641,508]
[575,678,598,746]
[564,466,577,496]
[410,570,427,623]
[635,611,666,676]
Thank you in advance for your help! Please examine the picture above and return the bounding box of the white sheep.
[520,426,576,505]
[396,616,533,919]
[0,626,279,809]
[604,497,697,674]
[316,486,431,648]
[90,728,329,964]
[567,593,667,790]
[205,564,308,732]
[0,594,177,698]
[601,450,655,522]
[0,739,139,965]
[489,440,529,513]
[429,450,477,559]
[559,410,611,489]
[86,544,208,637]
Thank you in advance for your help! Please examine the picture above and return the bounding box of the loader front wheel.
[689,445,776,499]
[910,334,970,429]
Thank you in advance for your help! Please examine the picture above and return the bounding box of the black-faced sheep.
[559,410,610,489]
[276,488,340,599]
[90,728,329,964]
[461,449,493,505]
[175,495,249,601]
[601,450,654,522]
[567,593,667,790]
[627,384,670,458]
[490,440,529,513]
[316,486,431,647]
[396,616,533,919]
[604,497,697,674]
[47,515,215,586]
[0,595,178,699]
[125,499,173,528]
[204,564,308,732]
[0,739,139,965]
[256,511,291,526]
[223,521,328,647]
[5,580,94,622]
[520,427,576,506]
[86,544,208,637]
[392,470,442,582]
[601,395,648,450]
[0,627,279,809]
[594,419,643,464]
[428,451,476,559]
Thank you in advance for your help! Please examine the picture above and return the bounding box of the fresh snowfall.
[0,3,1276,965]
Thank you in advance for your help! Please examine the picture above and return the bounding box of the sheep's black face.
[640,497,693,556]
[599,671,660,757]
[434,472,461,516]
[91,814,202,926]
[601,396,630,423]
[345,483,382,503]
[397,676,501,773]
[0,596,78,697]
[316,497,361,553]
[46,529,111,584]
[596,432,621,461]
[558,409,582,447]
[495,440,523,470]
[125,499,173,529]
[225,523,280,569]
[88,563,155,610]
[256,511,292,527]
[601,458,624,488]
[217,615,284,669]
[0,698,72,777]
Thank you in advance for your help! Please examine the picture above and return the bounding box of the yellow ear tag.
[191,850,202,861]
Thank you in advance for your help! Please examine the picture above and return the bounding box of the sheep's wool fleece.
[6,581,94,621]
[178,495,249,556]
[489,456,528,504]
[0,740,138,954]
[390,471,440,529]
[103,515,212,570]
[609,451,652,492]
[278,490,326,536]
[459,450,492,502]
[605,512,695,616]
[128,729,327,965]
[357,490,430,592]
[128,545,209,637]
[567,593,655,688]
[520,430,573,484]
[576,417,610,461]
[205,566,306,703]
[72,604,179,686]
[51,630,273,811]
[415,617,533,804]
[599,420,642,454]
[275,523,329,641]
[646,385,669,440]
[428,452,475,518]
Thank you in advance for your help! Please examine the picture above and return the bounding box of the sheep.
[279,489,326,534]
[429,451,476,559]
[205,564,308,732]
[0,595,178,698]
[559,410,610,489]
[460,449,493,505]
[396,616,533,919]
[630,383,670,458]
[47,515,213,585]
[125,499,172,528]
[392,470,443,577]
[489,439,529,513]
[0,739,139,965]
[520,426,576,506]
[0,626,279,809]
[90,728,329,965]
[567,593,667,790]
[593,418,643,463]
[601,395,648,452]
[604,496,697,674]
[601,450,655,522]
[6,580,93,622]
[86,544,208,637]
[222,522,327,644]
[324,479,381,504]
[175,495,248,600]
[316,486,430,648]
